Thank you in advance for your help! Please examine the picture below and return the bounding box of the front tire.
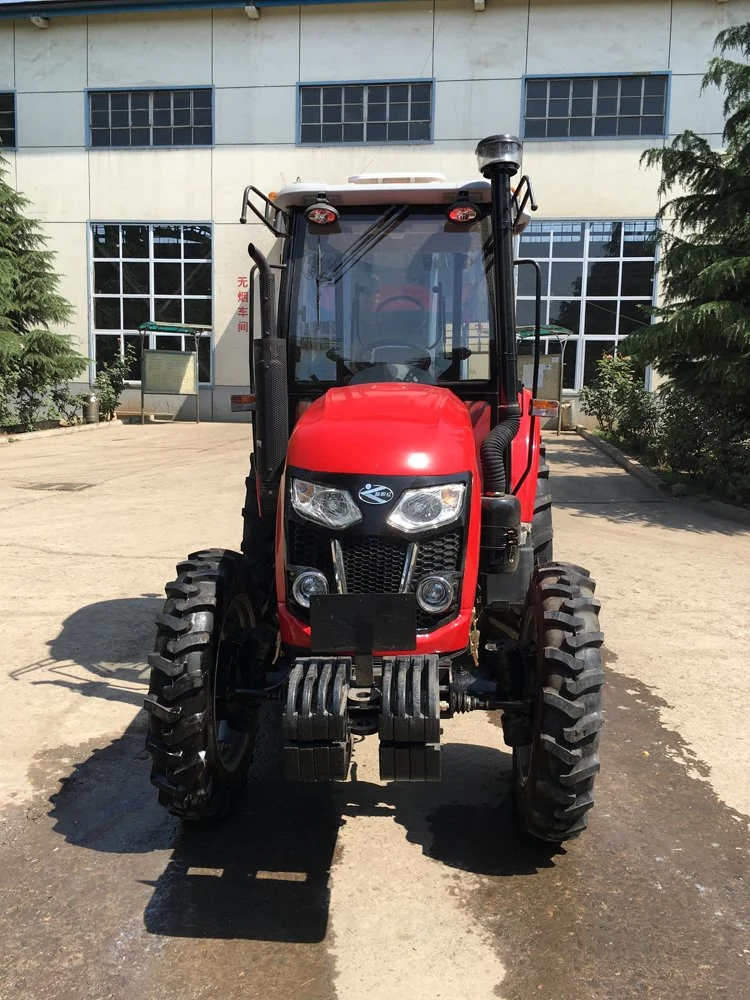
[145,549,259,820]
[513,562,604,842]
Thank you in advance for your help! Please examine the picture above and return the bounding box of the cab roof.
[272,174,492,210]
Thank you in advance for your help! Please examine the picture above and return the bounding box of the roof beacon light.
[447,191,479,224]
[306,195,339,226]
[475,134,523,176]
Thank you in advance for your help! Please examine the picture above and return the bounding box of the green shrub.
[13,330,87,431]
[578,353,632,433]
[95,345,136,421]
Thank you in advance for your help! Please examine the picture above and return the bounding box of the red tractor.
[145,135,603,842]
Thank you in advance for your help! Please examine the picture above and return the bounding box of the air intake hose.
[480,417,520,494]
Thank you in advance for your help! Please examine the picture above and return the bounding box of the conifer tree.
[635,24,750,416]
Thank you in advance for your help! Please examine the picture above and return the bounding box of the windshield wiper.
[319,205,410,285]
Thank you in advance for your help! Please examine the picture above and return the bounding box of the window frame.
[297,78,435,147]
[0,90,16,151]
[88,220,214,387]
[521,72,670,142]
[86,86,215,150]
[515,218,659,392]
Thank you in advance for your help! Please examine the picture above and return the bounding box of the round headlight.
[416,575,454,614]
[292,570,329,608]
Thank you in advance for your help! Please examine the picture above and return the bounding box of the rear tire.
[513,562,604,842]
[145,549,259,820]
[531,443,553,565]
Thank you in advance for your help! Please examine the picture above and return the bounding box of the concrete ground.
[0,424,748,1000]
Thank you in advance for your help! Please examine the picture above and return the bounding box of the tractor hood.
[286,383,479,478]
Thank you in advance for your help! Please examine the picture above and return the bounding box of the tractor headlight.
[387,484,465,533]
[291,479,363,529]
[292,570,329,608]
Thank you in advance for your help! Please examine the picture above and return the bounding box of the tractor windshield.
[287,207,494,387]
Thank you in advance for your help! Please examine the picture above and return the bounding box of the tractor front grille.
[341,536,410,594]
[287,522,463,632]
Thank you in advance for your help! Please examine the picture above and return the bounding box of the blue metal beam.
[0,0,405,18]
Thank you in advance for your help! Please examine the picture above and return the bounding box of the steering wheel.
[364,338,432,372]
[374,294,428,314]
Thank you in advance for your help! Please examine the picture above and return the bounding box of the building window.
[299,81,432,144]
[0,92,15,149]
[523,76,668,139]
[515,219,657,390]
[89,89,212,148]
[91,223,212,383]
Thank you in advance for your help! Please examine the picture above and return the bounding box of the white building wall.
[0,0,748,419]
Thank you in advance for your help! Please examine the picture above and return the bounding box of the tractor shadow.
[9,595,162,708]
[47,706,561,945]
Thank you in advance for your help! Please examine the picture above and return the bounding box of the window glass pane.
[193,126,212,145]
[597,78,618,98]
[184,262,211,296]
[131,92,149,111]
[569,117,592,137]
[408,121,430,141]
[110,129,130,146]
[560,338,578,389]
[173,91,190,110]
[153,91,171,110]
[572,79,594,98]
[122,261,150,294]
[131,127,150,146]
[617,117,641,136]
[618,300,651,336]
[94,261,120,294]
[586,260,619,296]
[548,299,580,335]
[155,335,182,351]
[90,129,111,147]
[367,122,387,142]
[595,96,618,116]
[516,260,548,297]
[153,225,181,257]
[322,103,342,124]
[121,225,150,258]
[155,297,182,323]
[154,262,182,295]
[547,118,569,138]
[619,96,641,116]
[123,297,150,329]
[193,89,212,109]
[322,123,343,143]
[94,298,120,330]
[110,92,129,111]
[300,88,320,106]
[387,122,409,141]
[367,102,387,122]
[588,221,622,257]
[571,97,593,117]
[184,298,212,326]
[411,83,431,103]
[641,115,664,135]
[93,224,120,258]
[198,338,211,383]
[390,102,409,122]
[300,124,321,144]
[344,123,365,142]
[344,86,363,104]
[584,300,618,336]
[619,77,642,98]
[95,334,120,374]
[153,127,173,145]
[343,103,363,123]
[519,224,551,258]
[523,118,547,139]
[621,261,654,297]
[526,80,547,99]
[594,116,617,136]
[644,76,667,97]
[583,340,617,385]
[526,98,547,118]
[549,80,570,99]
[551,223,584,258]
[515,299,538,328]
[90,92,109,112]
[323,88,341,105]
[623,221,657,257]
[550,261,583,297]
[548,98,569,118]
[390,84,408,103]
[183,225,212,259]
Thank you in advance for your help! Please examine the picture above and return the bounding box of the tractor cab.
[145,137,604,845]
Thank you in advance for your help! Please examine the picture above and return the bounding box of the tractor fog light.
[416,575,454,614]
[387,483,465,533]
[292,570,329,608]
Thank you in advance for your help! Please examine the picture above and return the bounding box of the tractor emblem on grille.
[358,483,394,505]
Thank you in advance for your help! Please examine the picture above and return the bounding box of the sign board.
[518,354,561,401]
[142,350,197,395]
